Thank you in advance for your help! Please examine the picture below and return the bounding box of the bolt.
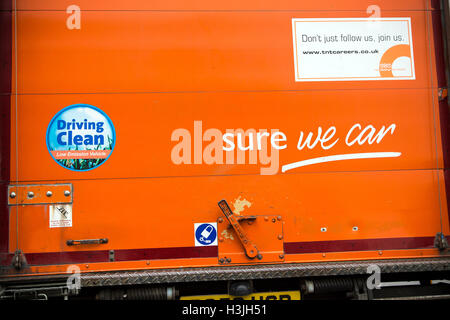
[10,192,16,199]
[85,264,89,268]
[146,261,150,265]
[257,254,263,260]
[277,216,282,221]
[64,190,71,197]
[272,218,276,223]
[46,191,53,197]
[27,191,34,199]
[226,258,231,263]
[219,258,224,264]
[378,250,383,255]
[277,234,283,240]
[218,217,223,223]
[322,253,326,257]
[279,254,284,259]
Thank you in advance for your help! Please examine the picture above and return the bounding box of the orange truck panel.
[0,0,449,279]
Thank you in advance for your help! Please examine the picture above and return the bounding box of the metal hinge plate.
[8,184,73,206]
[217,215,284,265]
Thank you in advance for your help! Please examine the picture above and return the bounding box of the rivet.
[85,264,89,268]
[378,250,383,255]
[277,216,282,221]
[277,234,283,240]
[146,261,150,265]
[219,237,224,242]
[64,190,71,197]
[219,258,224,264]
[272,218,276,223]
[10,192,16,199]
[279,254,284,259]
[27,191,34,199]
[218,217,223,223]
[322,253,326,257]
[264,216,269,221]
[321,227,327,232]
[352,226,359,231]
[46,191,53,197]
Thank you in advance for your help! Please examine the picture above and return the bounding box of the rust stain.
[221,229,234,241]
[232,196,252,215]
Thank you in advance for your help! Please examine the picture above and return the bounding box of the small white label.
[292,18,415,81]
[49,204,72,228]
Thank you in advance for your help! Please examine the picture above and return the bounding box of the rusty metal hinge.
[11,250,26,270]
[434,232,449,251]
[438,87,448,101]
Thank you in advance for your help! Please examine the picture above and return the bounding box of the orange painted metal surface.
[1,0,449,277]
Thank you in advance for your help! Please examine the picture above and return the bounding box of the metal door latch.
[218,200,262,260]
[66,238,108,246]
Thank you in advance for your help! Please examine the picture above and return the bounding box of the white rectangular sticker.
[292,18,415,81]
[49,204,72,228]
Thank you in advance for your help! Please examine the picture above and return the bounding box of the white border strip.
[281,152,402,172]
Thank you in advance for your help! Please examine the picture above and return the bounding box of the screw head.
[9,192,16,199]
[46,191,53,197]
[64,190,71,197]
[27,191,34,198]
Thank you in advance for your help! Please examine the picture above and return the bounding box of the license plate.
[180,290,300,300]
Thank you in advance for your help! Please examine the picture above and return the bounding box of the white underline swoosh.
[281,152,402,173]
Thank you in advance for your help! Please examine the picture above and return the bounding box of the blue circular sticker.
[46,104,116,171]
[195,223,217,246]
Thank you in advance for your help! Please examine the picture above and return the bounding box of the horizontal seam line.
[6,87,444,95]
[9,168,446,183]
